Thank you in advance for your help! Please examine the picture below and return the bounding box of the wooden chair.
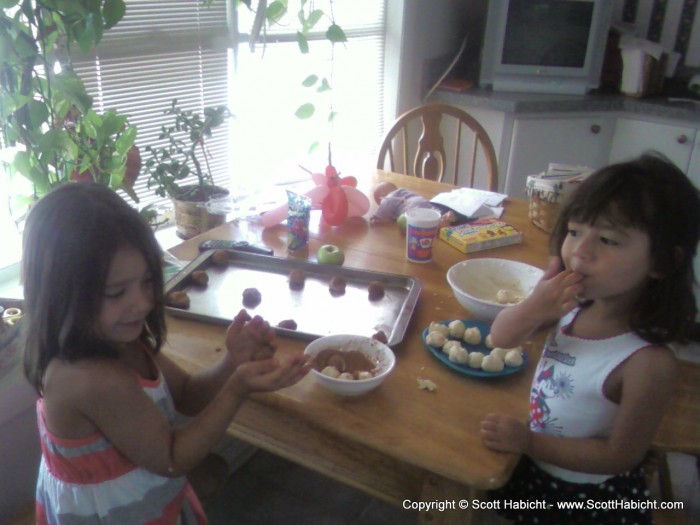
[646,359,700,525]
[376,103,498,191]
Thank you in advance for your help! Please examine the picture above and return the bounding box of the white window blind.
[52,1,385,204]
[71,0,232,208]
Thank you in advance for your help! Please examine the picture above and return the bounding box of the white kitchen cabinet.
[504,115,614,198]
[609,118,698,173]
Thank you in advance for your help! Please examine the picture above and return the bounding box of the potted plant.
[1,0,345,230]
[0,0,140,215]
[143,100,233,239]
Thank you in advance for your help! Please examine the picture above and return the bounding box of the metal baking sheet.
[164,250,422,346]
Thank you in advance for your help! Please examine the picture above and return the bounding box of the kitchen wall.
[388,0,700,116]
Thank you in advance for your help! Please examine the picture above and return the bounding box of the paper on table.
[430,188,507,219]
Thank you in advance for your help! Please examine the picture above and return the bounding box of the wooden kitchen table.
[165,170,552,524]
[164,171,547,524]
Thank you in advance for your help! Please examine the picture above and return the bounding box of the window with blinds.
[71,0,232,208]
[72,0,386,205]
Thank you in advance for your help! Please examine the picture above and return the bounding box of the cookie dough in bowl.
[446,258,544,320]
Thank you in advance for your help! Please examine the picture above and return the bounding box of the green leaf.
[26,100,50,129]
[266,0,287,25]
[326,23,346,43]
[296,31,309,54]
[103,0,126,29]
[13,32,39,60]
[52,70,93,114]
[101,110,128,138]
[115,125,137,152]
[81,117,98,139]
[305,9,323,30]
[29,165,51,195]
[38,128,76,158]
[307,141,319,155]
[76,12,103,53]
[0,0,21,8]
[317,78,331,93]
[294,103,315,119]
[12,150,32,178]
[301,74,318,87]
[328,111,337,123]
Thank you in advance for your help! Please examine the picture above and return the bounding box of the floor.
[203,446,418,525]
[203,439,700,525]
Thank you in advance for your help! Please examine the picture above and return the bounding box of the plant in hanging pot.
[144,99,233,240]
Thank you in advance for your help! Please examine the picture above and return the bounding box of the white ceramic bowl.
[446,258,544,320]
[304,334,395,396]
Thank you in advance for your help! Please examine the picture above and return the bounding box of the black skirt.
[489,455,653,525]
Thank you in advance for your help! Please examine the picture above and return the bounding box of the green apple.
[396,213,407,235]
[317,244,345,265]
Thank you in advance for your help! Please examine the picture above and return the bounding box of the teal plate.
[422,319,528,378]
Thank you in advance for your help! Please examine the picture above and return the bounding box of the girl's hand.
[489,257,584,348]
[526,256,583,320]
[225,310,277,368]
[229,354,312,396]
[480,413,531,454]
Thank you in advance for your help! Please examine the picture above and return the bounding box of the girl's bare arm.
[481,346,676,474]
[489,257,583,349]
[75,353,309,478]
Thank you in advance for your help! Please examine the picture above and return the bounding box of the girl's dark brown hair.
[550,153,700,344]
[22,183,166,393]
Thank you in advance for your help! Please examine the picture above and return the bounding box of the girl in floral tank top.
[479,154,700,524]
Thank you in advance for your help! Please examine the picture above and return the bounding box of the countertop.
[432,88,700,124]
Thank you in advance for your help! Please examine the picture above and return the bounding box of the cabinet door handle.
[590,124,601,134]
[677,134,688,144]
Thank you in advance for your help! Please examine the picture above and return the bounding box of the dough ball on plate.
[485,334,495,349]
[468,352,485,369]
[429,322,450,337]
[448,320,466,339]
[448,345,470,364]
[426,330,447,348]
[490,347,508,362]
[442,339,463,356]
[463,326,482,345]
[505,349,524,367]
[481,354,505,373]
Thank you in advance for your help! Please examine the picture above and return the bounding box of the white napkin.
[430,188,507,219]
